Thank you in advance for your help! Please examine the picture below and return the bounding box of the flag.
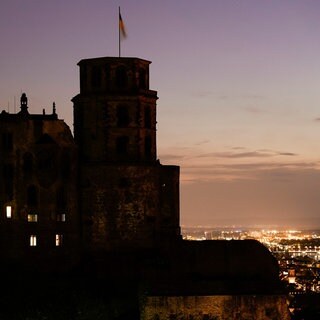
[119,12,127,39]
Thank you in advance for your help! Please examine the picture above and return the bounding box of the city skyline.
[1,0,320,228]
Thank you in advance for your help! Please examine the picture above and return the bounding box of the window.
[30,235,37,247]
[115,66,127,88]
[55,234,63,246]
[56,187,67,210]
[27,214,38,222]
[6,205,12,218]
[139,68,146,89]
[116,136,129,155]
[105,64,110,88]
[2,132,13,151]
[80,65,87,91]
[3,164,14,201]
[144,107,151,128]
[61,152,70,178]
[91,66,102,88]
[145,136,152,157]
[56,213,66,222]
[23,153,33,173]
[116,105,130,127]
[27,185,38,207]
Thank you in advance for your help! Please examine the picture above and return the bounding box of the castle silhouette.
[0,56,290,319]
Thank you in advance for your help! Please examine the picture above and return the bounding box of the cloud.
[244,106,266,114]
[194,139,210,146]
[180,160,320,184]
[159,154,185,162]
[315,117,320,122]
[194,150,297,159]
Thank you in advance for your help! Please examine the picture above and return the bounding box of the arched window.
[139,68,146,89]
[27,185,38,207]
[144,107,151,129]
[115,66,127,88]
[116,105,130,127]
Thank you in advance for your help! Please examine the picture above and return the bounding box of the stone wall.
[80,163,180,252]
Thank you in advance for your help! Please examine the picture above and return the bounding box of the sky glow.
[1,0,320,228]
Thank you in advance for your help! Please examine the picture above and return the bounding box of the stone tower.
[72,57,180,252]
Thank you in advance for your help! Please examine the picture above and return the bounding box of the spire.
[20,93,29,115]
[52,102,56,115]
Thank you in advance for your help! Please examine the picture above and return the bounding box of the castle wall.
[80,163,180,252]
[141,295,291,320]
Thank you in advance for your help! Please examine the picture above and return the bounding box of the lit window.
[56,213,66,222]
[30,235,37,246]
[27,214,38,222]
[55,234,63,246]
[6,206,12,218]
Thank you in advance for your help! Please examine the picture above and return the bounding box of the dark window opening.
[119,178,130,188]
[3,164,14,200]
[36,134,55,145]
[23,153,33,173]
[145,136,152,158]
[105,64,110,88]
[115,66,127,88]
[3,164,14,180]
[91,66,102,88]
[80,65,87,91]
[56,187,67,210]
[37,150,54,171]
[139,68,146,89]
[116,136,129,156]
[117,105,130,127]
[27,185,38,207]
[2,132,13,151]
[144,107,151,128]
[61,152,70,178]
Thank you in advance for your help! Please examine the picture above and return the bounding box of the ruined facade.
[0,94,79,272]
[0,56,290,319]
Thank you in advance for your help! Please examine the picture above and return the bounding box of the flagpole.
[118,6,121,57]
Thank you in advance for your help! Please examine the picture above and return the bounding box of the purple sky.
[1,0,320,228]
